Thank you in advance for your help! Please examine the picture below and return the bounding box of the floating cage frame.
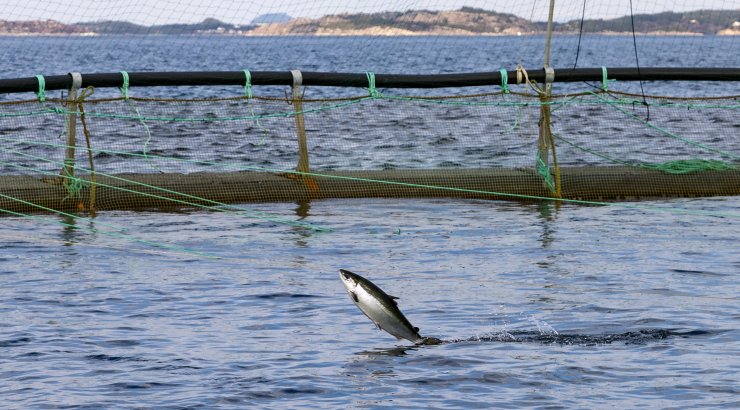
[1,67,739,214]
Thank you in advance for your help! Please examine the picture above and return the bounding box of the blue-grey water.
[1,35,739,408]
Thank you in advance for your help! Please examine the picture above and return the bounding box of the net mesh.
[1,0,739,222]
[1,82,738,215]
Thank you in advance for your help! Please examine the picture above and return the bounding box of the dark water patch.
[114,326,147,332]
[251,292,320,299]
[17,351,45,358]
[90,339,141,348]
[430,135,458,145]
[279,387,327,395]
[93,151,130,160]
[106,381,180,390]
[85,354,147,362]
[461,329,704,346]
[401,371,512,387]
[126,313,155,319]
[356,346,417,357]
[141,364,201,372]
[0,336,32,347]
[83,309,111,314]
[244,390,279,400]
[671,268,728,277]
[438,160,464,167]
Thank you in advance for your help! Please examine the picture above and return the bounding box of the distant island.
[1,8,738,36]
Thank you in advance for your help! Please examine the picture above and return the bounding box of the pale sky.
[2,0,738,25]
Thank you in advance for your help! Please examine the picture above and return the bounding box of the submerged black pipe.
[0,67,738,94]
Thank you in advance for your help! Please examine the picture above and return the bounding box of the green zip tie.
[500,69,510,94]
[366,72,381,98]
[601,66,615,92]
[243,70,253,99]
[35,75,46,103]
[120,71,130,100]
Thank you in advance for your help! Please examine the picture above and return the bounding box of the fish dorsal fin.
[389,295,399,304]
[413,327,419,333]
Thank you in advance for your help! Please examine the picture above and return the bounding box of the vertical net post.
[291,69,310,174]
[539,0,562,198]
[61,72,82,181]
[537,68,557,194]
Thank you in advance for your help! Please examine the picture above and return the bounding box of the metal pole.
[291,70,310,174]
[544,0,556,67]
[538,0,560,196]
[61,73,82,180]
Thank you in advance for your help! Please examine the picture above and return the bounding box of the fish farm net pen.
[0,66,739,221]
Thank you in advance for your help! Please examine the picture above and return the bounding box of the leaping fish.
[339,269,441,345]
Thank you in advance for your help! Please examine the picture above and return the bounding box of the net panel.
[0,0,739,217]
[1,82,738,215]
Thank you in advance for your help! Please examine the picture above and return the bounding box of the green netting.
[1,81,739,221]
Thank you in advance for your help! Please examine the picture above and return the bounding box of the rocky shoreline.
[1,8,737,36]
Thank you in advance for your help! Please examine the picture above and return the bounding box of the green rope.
[35,75,46,103]
[61,158,85,201]
[2,94,739,123]
[535,151,555,193]
[500,69,510,94]
[0,193,219,259]
[1,149,331,232]
[643,159,738,174]
[243,69,271,145]
[601,66,615,92]
[283,170,740,219]
[592,92,740,161]
[554,133,738,174]
[243,70,253,99]
[366,72,381,98]
[118,71,156,167]
[555,132,634,165]
[6,135,739,220]
[506,105,522,133]
[119,71,130,100]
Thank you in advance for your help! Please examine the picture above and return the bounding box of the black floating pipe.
[0,67,738,94]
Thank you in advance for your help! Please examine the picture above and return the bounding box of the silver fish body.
[339,269,431,344]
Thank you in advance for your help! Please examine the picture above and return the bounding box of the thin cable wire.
[573,0,588,69]
[629,0,650,120]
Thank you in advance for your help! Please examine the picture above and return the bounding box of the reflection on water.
[294,200,311,220]
[536,201,557,248]
[291,200,314,248]
[60,214,78,246]
[355,346,416,357]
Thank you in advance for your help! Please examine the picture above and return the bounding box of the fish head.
[339,268,360,284]
[339,269,365,304]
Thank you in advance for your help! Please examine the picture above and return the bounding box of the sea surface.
[1,35,739,408]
